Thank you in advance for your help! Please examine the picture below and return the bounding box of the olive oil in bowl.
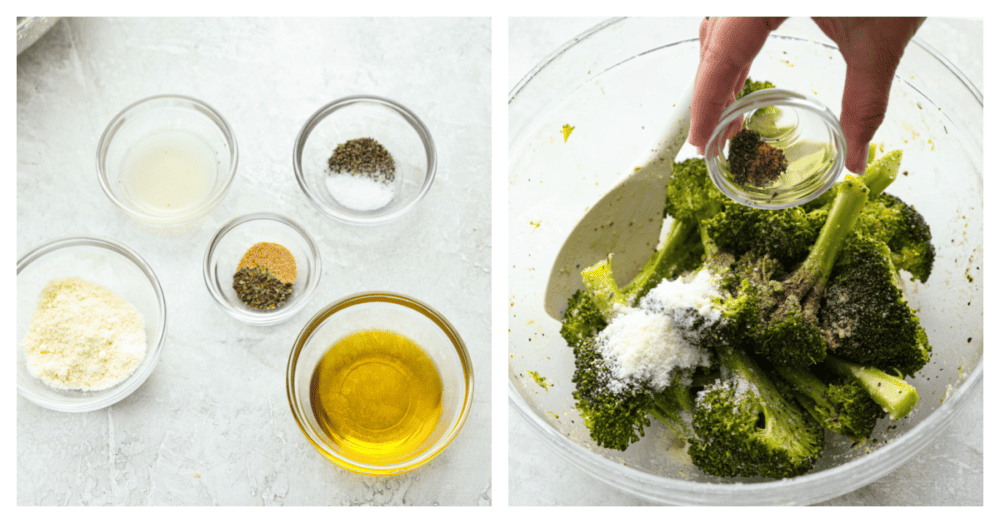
[309,330,443,465]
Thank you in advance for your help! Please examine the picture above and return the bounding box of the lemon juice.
[122,130,218,215]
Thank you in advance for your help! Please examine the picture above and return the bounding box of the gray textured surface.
[17,17,491,506]
[508,16,983,506]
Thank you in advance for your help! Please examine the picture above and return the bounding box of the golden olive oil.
[309,330,443,465]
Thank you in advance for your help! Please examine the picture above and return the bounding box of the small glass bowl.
[287,292,473,476]
[17,236,167,413]
[203,213,321,326]
[293,95,436,226]
[705,88,847,209]
[97,94,239,226]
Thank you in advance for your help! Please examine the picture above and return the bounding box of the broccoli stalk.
[806,148,900,209]
[774,365,883,443]
[824,354,919,420]
[753,174,870,367]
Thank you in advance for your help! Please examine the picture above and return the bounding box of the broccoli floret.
[560,289,607,349]
[773,365,883,443]
[737,78,776,99]
[571,337,659,451]
[820,235,931,377]
[854,192,935,283]
[824,354,919,420]
[704,202,827,272]
[748,175,870,368]
[688,343,824,479]
[663,158,728,231]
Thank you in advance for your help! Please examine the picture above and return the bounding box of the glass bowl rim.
[286,290,474,476]
[507,16,983,504]
[202,211,322,326]
[16,235,168,412]
[95,93,240,226]
[292,94,437,226]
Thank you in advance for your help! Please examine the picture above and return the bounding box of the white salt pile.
[326,173,395,211]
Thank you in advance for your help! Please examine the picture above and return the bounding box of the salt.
[325,173,395,211]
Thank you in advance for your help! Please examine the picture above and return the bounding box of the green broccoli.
[820,235,931,377]
[824,354,919,420]
[746,175,870,368]
[853,191,936,283]
[559,289,607,350]
[560,75,934,479]
[582,158,722,318]
[773,364,883,443]
[704,201,828,273]
[737,78,776,99]
[688,342,824,479]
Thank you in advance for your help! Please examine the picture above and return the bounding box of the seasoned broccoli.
[745,175,870,368]
[820,235,931,377]
[824,354,919,420]
[773,364,883,443]
[688,342,824,479]
[705,201,827,272]
[854,191,936,283]
[559,75,935,480]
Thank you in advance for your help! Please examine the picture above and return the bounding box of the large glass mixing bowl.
[508,17,982,505]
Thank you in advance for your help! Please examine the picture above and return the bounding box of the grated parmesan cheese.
[594,270,724,392]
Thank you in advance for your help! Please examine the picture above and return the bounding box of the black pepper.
[328,137,396,183]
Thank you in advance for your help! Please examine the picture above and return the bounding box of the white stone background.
[508,17,983,506]
[17,17,492,506]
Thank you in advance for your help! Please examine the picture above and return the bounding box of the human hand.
[688,17,925,174]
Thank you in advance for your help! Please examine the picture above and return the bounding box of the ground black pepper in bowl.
[328,137,396,183]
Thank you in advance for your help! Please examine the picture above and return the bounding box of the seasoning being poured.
[233,242,296,310]
[326,137,396,211]
[728,128,788,186]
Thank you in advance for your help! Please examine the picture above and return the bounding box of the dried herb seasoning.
[728,129,788,186]
[233,265,294,310]
[328,137,396,183]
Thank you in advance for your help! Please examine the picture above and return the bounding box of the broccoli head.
[560,289,607,349]
[663,157,728,227]
[572,336,657,451]
[737,78,776,99]
[704,202,827,272]
[820,235,931,377]
[854,192,935,283]
[688,343,824,479]
[749,175,870,368]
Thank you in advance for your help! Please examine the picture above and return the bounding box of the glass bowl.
[96,94,239,226]
[293,95,436,226]
[508,17,982,505]
[705,88,847,209]
[17,236,168,413]
[287,292,473,476]
[203,212,322,326]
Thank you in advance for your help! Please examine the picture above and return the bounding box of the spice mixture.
[233,242,296,310]
[22,278,147,391]
[328,137,396,183]
[728,129,788,186]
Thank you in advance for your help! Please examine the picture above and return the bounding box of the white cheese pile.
[596,269,723,393]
